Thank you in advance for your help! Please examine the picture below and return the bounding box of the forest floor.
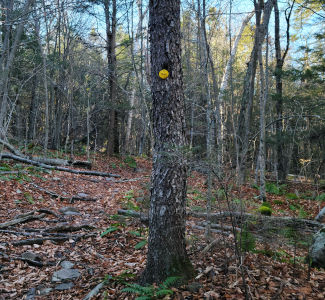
[0,153,325,299]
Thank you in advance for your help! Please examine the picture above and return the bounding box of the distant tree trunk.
[0,0,33,139]
[126,86,135,153]
[141,0,194,284]
[257,34,269,202]
[274,0,294,182]
[216,11,254,176]
[237,0,275,184]
[28,74,38,141]
[105,0,118,156]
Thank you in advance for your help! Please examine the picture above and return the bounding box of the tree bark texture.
[141,0,194,284]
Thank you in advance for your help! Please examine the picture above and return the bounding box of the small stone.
[52,268,80,282]
[315,207,325,223]
[53,177,61,181]
[77,192,89,198]
[38,287,53,296]
[187,282,202,293]
[60,260,75,269]
[16,189,22,194]
[25,287,36,300]
[55,282,74,290]
[59,207,80,216]
[22,251,42,262]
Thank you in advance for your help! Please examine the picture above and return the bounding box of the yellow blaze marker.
[159,69,169,79]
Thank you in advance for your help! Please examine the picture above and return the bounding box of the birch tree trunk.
[141,0,194,284]
[216,11,254,175]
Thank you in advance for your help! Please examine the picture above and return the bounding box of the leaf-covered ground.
[0,154,324,299]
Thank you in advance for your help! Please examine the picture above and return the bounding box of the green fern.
[122,276,180,299]
[160,276,180,288]
[156,289,173,297]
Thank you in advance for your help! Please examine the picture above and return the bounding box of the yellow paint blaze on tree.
[159,69,169,79]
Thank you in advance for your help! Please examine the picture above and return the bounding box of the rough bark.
[141,0,194,284]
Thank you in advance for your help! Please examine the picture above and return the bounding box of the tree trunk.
[141,0,194,284]
[0,0,34,139]
[217,11,254,173]
[105,0,118,156]
[236,0,275,184]
[257,35,269,202]
[274,0,294,182]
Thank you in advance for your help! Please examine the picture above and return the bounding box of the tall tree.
[274,0,294,182]
[236,0,275,184]
[104,0,118,156]
[0,0,34,139]
[141,0,194,284]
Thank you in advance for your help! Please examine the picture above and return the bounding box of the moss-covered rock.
[258,203,272,216]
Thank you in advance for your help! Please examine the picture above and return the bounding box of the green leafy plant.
[273,199,284,205]
[124,156,137,169]
[265,183,286,195]
[105,270,136,284]
[24,192,35,204]
[134,239,147,250]
[122,276,180,299]
[316,193,325,202]
[237,226,256,252]
[286,193,299,200]
[101,223,122,237]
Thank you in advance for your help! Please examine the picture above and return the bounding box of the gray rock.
[309,228,325,268]
[59,207,80,216]
[187,282,202,293]
[60,260,75,269]
[77,192,89,198]
[52,268,80,282]
[38,287,53,296]
[25,287,36,300]
[21,251,42,262]
[315,207,325,223]
[55,282,74,290]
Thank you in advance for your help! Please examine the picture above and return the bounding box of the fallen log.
[119,209,323,233]
[0,213,46,229]
[189,211,322,231]
[0,139,23,156]
[44,224,96,233]
[12,233,95,246]
[0,152,120,177]
[117,209,149,225]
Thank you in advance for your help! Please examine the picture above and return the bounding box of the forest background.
[0,0,324,184]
